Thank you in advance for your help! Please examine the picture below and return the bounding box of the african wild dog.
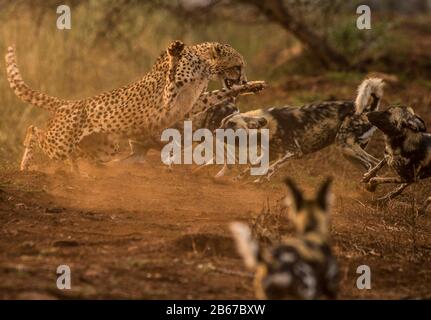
[362,106,431,212]
[230,177,338,300]
[217,78,384,182]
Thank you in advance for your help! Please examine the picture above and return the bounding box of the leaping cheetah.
[5,41,266,172]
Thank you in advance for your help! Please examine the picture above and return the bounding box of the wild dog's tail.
[229,222,259,270]
[5,46,68,112]
[355,78,384,114]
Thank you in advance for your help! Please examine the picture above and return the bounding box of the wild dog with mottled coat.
[218,78,384,182]
[363,106,431,212]
[230,178,338,300]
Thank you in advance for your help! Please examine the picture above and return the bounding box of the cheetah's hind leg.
[20,125,40,171]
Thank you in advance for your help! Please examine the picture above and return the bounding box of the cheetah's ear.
[211,43,223,59]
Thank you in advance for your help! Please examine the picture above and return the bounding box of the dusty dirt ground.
[0,145,431,300]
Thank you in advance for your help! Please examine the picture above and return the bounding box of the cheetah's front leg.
[162,40,186,110]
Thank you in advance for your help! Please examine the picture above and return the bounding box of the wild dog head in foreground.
[230,178,339,299]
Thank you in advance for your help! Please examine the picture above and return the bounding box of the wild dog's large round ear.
[316,177,334,211]
[283,178,303,211]
[406,114,426,132]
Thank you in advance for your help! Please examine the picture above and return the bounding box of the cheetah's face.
[210,43,247,89]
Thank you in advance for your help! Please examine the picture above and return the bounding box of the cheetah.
[5,41,266,172]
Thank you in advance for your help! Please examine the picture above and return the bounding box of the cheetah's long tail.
[5,46,69,112]
[354,77,385,114]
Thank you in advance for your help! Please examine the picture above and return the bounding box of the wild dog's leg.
[214,142,239,178]
[194,140,237,177]
[336,114,380,170]
[215,163,231,178]
[362,157,387,183]
[192,156,214,174]
[366,176,407,192]
[234,152,267,181]
[192,157,231,176]
[20,125,39,171]
[375,183,410,203]
[254,151,296,184]
[337,143,380,171]
[234,165,252,181]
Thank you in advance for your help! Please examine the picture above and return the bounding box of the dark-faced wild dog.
[218,78,384,182]
[230,178,339,300]
[363,106,431,212]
